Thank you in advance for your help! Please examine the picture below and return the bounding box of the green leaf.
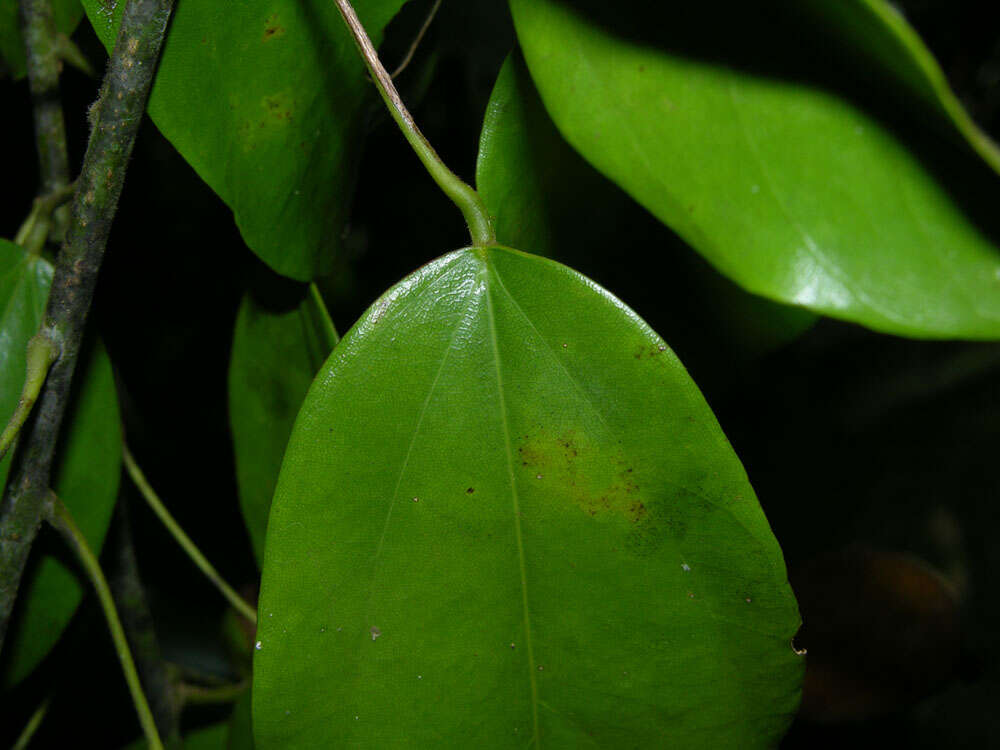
[0,238,121,686]
[798,0,1000,174]
[229,282,338,565]
[79,0,407,281]
[476,52,590,258]
[476,51,816,355]
[508,0,1000,339]
[0,0,83,78]
[253,247,803,747]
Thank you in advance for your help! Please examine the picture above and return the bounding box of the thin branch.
[48,495,164,750]
[387,0,442,79]
[333,0,495,247]
[0,0,176,656]
[123,445,258,625]
[18,0,71,241]
[308,281,340,351]
[110,499,182,744]
[11,695,50,750]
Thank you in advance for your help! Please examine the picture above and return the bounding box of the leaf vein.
[483,260,541,748]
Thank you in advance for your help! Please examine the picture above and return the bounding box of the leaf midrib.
[482,257,541,748]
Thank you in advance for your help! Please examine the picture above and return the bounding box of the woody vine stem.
[0,0,176,745]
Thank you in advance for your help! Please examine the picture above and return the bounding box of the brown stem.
[110,499,183,745]
[19,0,71,241]
[0,0,176,657]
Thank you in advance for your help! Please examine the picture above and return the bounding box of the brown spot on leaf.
[263,94,292,121]
[263,14,285,42]
[516,428,647,525]
[634,343,669,359]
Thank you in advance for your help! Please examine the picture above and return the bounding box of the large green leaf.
[0,0,83,78]
[254,247,803,747]
[476,52,584,259]
[797,0,1000,174]
[80,0,407,281]
[508,0,1000,339]
[229,282,338,565]
[476,51,817,355]
[0,238,121,686]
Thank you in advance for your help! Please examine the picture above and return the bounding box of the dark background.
[1,0,999,746]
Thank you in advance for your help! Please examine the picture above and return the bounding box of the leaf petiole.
[0,329,60,464]
[47,495,164,750]
[13,183,76,255]
[11,695,50,750]
[123,445,258,625]
[333,0,495,247]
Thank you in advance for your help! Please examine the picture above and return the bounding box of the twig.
[110,498,182,744]
[308,281,341,350]
[389,0,441,78]
[334,0,494,247]
[18,0,71,241]
[0,0,176,657]
[48,495,164,750]
[11,695,50,750]
[123,445,258,625]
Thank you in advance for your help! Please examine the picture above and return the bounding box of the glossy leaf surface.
[477,52,817,354]
[254,247,803,747]
[0,238,121,685]
[799,0,1000,173]
[229,284,338,565]
[0,0,83,78]
[80,0,406,281]
[509,0,1000,339]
